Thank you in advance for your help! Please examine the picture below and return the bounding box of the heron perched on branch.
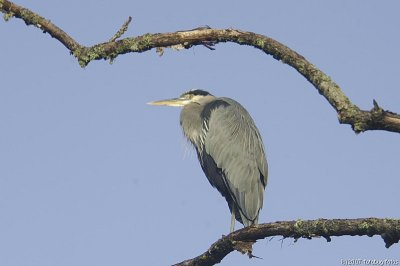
[148,89,268,232]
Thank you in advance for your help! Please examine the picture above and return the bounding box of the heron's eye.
[183,94,193,100]
[180,92,191,99]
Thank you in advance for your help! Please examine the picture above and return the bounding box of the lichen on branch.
[175,218,400,266]
[2,0,398,133]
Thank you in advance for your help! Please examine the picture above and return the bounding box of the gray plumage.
[148,89,268,232]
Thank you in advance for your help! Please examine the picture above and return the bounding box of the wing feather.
[201,97,268,225]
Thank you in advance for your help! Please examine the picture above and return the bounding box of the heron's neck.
[180,103,203,148]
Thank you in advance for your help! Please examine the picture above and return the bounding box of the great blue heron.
[148,89,268,232]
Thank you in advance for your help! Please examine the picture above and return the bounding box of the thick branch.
[1,1,400,131]
[175,218,400,266]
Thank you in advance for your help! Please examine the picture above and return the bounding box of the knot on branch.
[231,240,256,258]
[381,232,400,248]
[380,218,400,248]
[338,100,400,133]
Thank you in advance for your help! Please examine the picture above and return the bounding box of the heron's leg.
[230,211,235,233]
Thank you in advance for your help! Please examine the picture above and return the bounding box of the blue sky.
[1,1,399,265]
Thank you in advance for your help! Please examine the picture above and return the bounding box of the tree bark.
[2,0,400,133]
[174,218,400,266]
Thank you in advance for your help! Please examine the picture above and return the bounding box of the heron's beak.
[147,97,190,107]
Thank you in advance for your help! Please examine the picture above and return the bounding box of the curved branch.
[2,0,400,133]
[174,218,400,266]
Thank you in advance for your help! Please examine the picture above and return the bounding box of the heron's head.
[148,89,214,107]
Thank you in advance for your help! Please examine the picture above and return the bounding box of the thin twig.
[109,16,132,42]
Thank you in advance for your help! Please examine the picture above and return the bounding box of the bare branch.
[3,0,399,133]
[174,218,400,266]
[1,0,81,52]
